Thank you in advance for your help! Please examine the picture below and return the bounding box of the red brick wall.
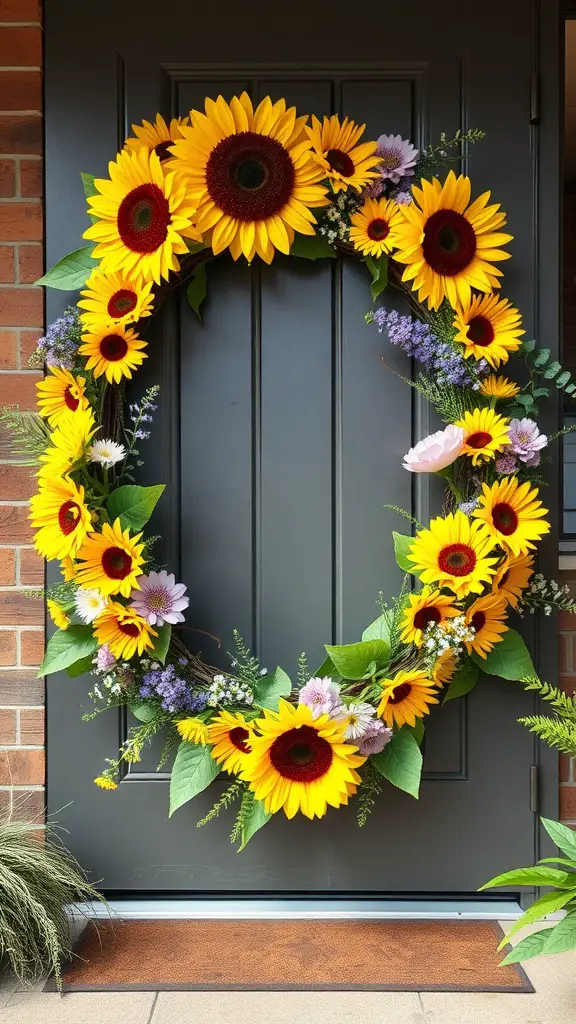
[0,0,44,823]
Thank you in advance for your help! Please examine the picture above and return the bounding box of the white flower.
[87,439,127,467]
[333,702,377,740]
[403,424,465,474]
[75,588,108,624]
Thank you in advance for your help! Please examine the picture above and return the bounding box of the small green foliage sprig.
[229,629,266,690]
[518,677,576,755]
[518,573,576,616]
[414,129,486,180]
[0,408,50,464]
[230,786,255,845]
[356,762,384,826]
[197,779,245,829]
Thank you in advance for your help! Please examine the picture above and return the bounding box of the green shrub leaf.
[169,742,219,816]
[325,640,390,680]
[254,667,292,710]
[500,927,556,965]
[541,817,576,858]
[472,628,534,680]
[480,865,574,890]
[496,889,576,949]
[39,625,97,677]
[106,483,165,532]
[443,658,479,702]
[289,233,337,259]
[186,262,207,320]
[372,726,422,798]
[393,532,414,573]
[238,798,272,851]
[538,910,576,954]
[36,246,98,291]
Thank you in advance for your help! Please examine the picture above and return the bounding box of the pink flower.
[129,570,189,626]
[95,644,116,672]
[403,424,465,474]
[508,418,548,465]
[376,134,419,183]
[299,677,340,718]
[357,721,393,756]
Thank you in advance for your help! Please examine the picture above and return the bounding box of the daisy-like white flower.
[376,134,419,183]
[75,588,108,624]
[298,676,340,718]
[334,701,377,740]
[129,569,189,626]
[357,721,393,756]
[87,439,127,467]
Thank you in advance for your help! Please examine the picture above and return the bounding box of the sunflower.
[29,476,92,561]
[400,588,460,647]
[306,114,381,193]
[125,113,189,162]
[464,593,509,659]
[94,602,156,660]
[176,718,210,744]
[393,171,512,310]
[78,269,155,328]
[208,710,254,775]
[74,518,146,598]
[480,375,521,400]
[83,147,201,285]
[36,367,89,427]
[47,599,69,631]
[79,323,147,383]
[453,293,524,368]
[432,650,458,686]
[241,699,365,820]
[473,477,550,556]
[377,670,439,729]
[60,555,77,582]
[454,407,510,466]
[37,407,97,479]
[492,551,534,609]
[169,93,328,263]
[349,197,404,257]
[408,511,499,600]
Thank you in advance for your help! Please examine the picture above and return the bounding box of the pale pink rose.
[403,424,465,474]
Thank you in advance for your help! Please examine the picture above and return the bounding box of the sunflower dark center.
[471,610,486,632]
[467,431,492,449]
[422,209,477,277]
[205,131,295,221]
[492,502,519,536]
[389,682,412,704]
[466,314,495,346]
[64,385,79,412]
[413,606,442,631]
[367,218,390,241]
[153,140,174,162]
[326,148,355,178]
[229,726,251,754]
[107,289,138,319]
[100,334,128,362]
[438,543,477,577]
[102,546,132,580]
[58,500,81,536]
[117,182,170,253]
[118,621,140,637]
[269,725,333,782]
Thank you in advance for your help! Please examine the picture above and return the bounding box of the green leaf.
[186,262,207,320]
[372,726,423,798]
[325,640,390,680]
[169,742,219,816]
[186,240,208,254]
[313,656,343,682]
[106,483,165,532]
[541,817,576,859]
[393,532,414,573]
[497,889,576,949]
[538,857,576,869]
[556,371,572,388]
[150,623,171,665]
[539,910,576,954]
[238,798,271,851]
[39,624,97,677]
[362,612,392,643]
[364,253,389,301]
[80,172,97,198]
[443,658,479,702]
[36,245,98,291]
[129,703,157,723]
[532,387,550,398]
[480,865,574,890]
[65,654,94,678]
[500,927,556,965]
[534,347,551,367]
[472,628,534,681]
[522,338,537,353]
[254,666,292,711]
[289,233,337,259]
[407,719,425,746]
[566,383,576,395]
[544,360,562,379]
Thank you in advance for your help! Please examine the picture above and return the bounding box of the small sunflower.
[36,367,89,427]
[74,518,146,598]
[208,710,253,775]
[393,171,512,310]
[94,601,156,660]
[465,593,509,659]
[83,147,201,285]
[377,670,439,729]
[306,114,381,193]
[454,407,510,466]
[38,407,97,479]
[473,477,550,556]
[79,323,147,383]
[47,599,70,631]
[408,511,499,599]
[492,552,534,609]
[349,197,403,257]
[400,587,460,647]
[60,555,76,582]
[241,699,365,819]
[78,269,155,328]
[125,113,190,162]
[480,375,521,400]
[29,475,92,561]
[176,718,210,744]
[453,293,524,368]
[432,650,458,687]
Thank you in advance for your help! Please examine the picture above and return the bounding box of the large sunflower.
[36,367,89,427]
[377,670,439,729]
[306,114,381,193]
[453,293,524,368]
[393,171,512,310]
[473,477,550,556]
[464,593,509,659]
[454,407,510,466]
[74,518,146,598]
[169,93,328,263]
[408,511,499,599]
[241,699,365,819]
[208,710,253,775]
[38,407,97,479]
[83,147,201,285]
[79,323,147,383]
[349,197,403,257]
[94,602,156,660]
[125,113,189,162]
[29,476,92,561]
[400,587,459,647]
[492,551,534,609]
[78,269,155,328]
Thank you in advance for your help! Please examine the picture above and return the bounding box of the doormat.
[50,919,534,992]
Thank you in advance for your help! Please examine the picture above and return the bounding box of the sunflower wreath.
[6,93,575,850]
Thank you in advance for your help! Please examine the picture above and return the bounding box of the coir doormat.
[51,918,534,992]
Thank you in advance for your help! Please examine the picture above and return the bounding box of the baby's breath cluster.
[421,616,475,670]
[519,573,576,616]
[207,673,255,708]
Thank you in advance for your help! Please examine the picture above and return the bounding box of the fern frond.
[518,715,576,755]
[521,677,576,721]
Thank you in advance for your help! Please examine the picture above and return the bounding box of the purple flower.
[95,644,116,672]
[299,677,340,718]
[376,134,419,183]
[130,570,189,626]
[373,308,480,389]
[495,452,518,475]
[508,418,548,466]
[357,721,393,756]
[35,307,81,368]
[140,663,208,713]
[393,190,413,206]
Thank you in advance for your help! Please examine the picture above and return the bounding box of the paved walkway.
[1,922,574,1024]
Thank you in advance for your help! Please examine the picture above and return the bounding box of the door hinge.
[530,764,539,812]
[530,72,540,125]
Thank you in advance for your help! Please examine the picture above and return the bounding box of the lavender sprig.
[31,306,82,369]
[371,308,482,389]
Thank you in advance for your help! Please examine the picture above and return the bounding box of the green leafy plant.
[518,677,576,754]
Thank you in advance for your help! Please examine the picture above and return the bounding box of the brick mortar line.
[0,744,44,750]
[0,625,43,631]
[0,784,43,791]
[0,706,43,711]
[0,21,42,26]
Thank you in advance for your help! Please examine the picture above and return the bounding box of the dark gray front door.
[46,0,559,894]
